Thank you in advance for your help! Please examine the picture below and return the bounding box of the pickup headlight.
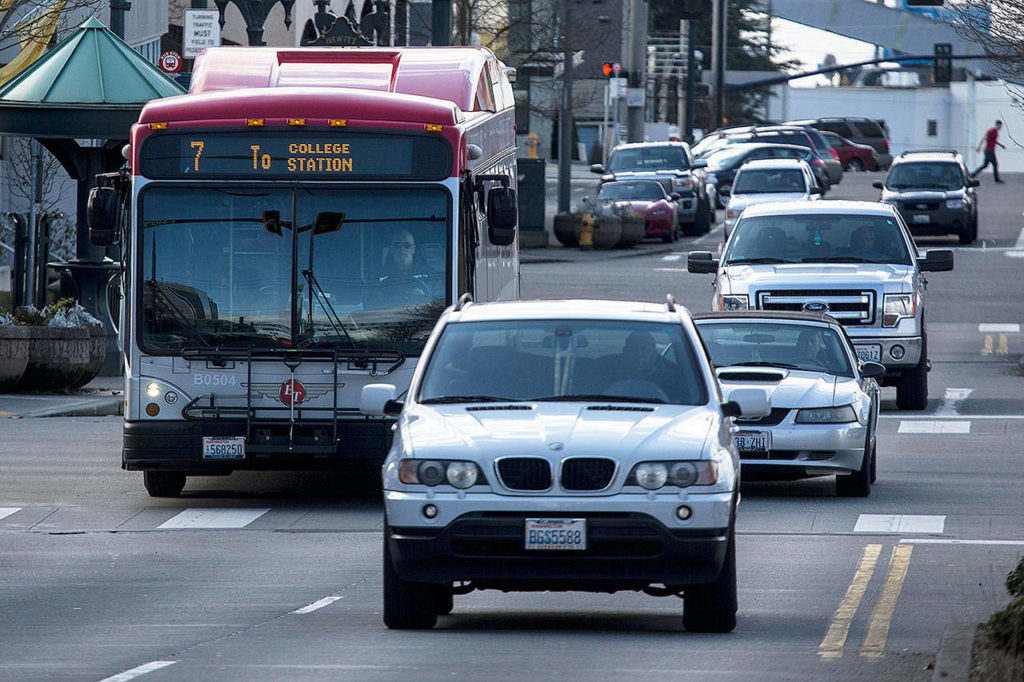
[794,405,857,423]
[673,177,694,191]
[718,294,748,311]
[883,293,915,327]
[398,459,487,488]
[628,461,719,489]
[726,208,739,219]
[946,198,966,208]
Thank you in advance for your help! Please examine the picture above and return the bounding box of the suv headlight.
[795,405,857,423]
[398,459,487,488]
[628,461,719,489]
[945,198,966,208]
[883,293,915,327]
[718,294,748,311]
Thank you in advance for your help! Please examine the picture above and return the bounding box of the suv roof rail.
[453,292,473,311]
[898,149,960,158]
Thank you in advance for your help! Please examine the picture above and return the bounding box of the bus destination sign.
[141,131,452,180]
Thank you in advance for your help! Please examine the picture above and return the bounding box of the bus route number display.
[141,132,451,180]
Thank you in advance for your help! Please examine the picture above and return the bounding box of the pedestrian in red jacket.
[972,120,1005,183]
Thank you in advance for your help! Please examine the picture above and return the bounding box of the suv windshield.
[698,322,854,377]
[608,147,689,172]
[727,213,913,265]
[418,319,708,405]
[733,169,806,194]
[885,161,963,191]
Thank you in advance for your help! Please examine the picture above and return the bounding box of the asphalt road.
[2,171,1023,681]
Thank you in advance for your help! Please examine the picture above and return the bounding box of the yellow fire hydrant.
[525,132,539,159]
[579,210,594,251]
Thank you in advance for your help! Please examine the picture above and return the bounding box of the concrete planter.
[70,326,108,389]
[592,217,622,249]
[553,213,581,247]
[618,217,646,248]
[17,326,91,393]
[0,327,30,391]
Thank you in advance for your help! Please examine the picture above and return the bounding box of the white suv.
[361,298,769,632]
[688,201,953,410]
[724,158,821,238]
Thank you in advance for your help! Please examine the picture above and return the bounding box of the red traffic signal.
[602,62,621,77]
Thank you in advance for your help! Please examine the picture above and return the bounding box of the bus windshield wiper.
[725,257,794,265]
[145,279,212,347]
[301,268,356,348]
[419,395,515,404]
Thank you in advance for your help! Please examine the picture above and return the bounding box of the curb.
[932,622,978,681]
[2,395,124,419]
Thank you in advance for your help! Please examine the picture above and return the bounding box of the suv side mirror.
[687,250,719,273]
[919,249,954,272]
[590,164,606,174]
[859,361,886,379]
[87,186,118,246]
[872,181,884,190]
[487,187,518,246]
[719,186,731,197]
[360,383,403,416]
[968,178,980,188]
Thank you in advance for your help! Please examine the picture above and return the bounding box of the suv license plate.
[912,214,930,224]
[202,436,246,460]
[525,518,586,550]
[735,431,770,453]
[855,345,882,362]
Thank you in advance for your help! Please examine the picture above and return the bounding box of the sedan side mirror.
[872,181,884,190]
[859,361,886,379]
[810,185,822,195]
[722,387,771,419]
[687,251,719,273]
[919,249,954,272]
[360,384,403,416]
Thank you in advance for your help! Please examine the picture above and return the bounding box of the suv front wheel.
[682,528,738,632]
[383,530,440,629]
[896,335,928,410]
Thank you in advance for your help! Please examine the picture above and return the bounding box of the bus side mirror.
[87,186,118,246]
[487,186,518,246]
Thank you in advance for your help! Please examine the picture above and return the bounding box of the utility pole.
[624,0,647,143]
[683,19,695,141]
[109,0,131,39]
[432,0,451,45]
[557,0,573,213]
[711,0,726,130]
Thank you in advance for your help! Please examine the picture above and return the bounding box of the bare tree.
[948,1,1024,106]
[0,0,103,55]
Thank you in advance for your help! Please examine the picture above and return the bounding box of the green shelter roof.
[0,17,186,138]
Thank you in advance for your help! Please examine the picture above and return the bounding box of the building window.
[927,120,937,137]
[133,39,160,65]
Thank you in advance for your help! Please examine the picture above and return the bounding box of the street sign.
[626,87,645,107]
[609,77,627,99]
[183,9,221,59]
[612,62,621,74]
[159,51,181,74]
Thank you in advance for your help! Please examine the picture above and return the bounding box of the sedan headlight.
[398,459,487,488]
[946,198,966,209]
[883,293,915,327]
[794,405,857,423]
[718,294,749,311]
[627,461,719,489]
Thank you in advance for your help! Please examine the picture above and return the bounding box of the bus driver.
[379,229,439,302]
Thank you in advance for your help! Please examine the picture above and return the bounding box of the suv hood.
[402,403,715,461]
[721,263,913,291]
[884,189,962,200]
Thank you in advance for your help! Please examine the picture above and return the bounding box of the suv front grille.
[560,457,616,491]
[899,200,940,211]
[496,457,551,491]
[758,289,874,325]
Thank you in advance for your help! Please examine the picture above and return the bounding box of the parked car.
[723,159,821,239]
[695,126,843,187]
[703,142,831,208]
[787,117,893,169]
[687,201,954,410]
[821,130,880,172]
[694,311,884,497]
[873,150,979,244]
[597,179,681,243]
[591,141,713,235]
[361,297,771,632]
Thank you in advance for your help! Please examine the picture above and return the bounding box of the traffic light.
[934,43,952,84]
[602,62,618,78]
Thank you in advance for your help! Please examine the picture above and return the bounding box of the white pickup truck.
[688,201,954,410]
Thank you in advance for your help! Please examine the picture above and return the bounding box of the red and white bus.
[90,47,520,496]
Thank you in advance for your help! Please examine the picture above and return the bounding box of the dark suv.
[873,150,979,244]
[787,117,892,169]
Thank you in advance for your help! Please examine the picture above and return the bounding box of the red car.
[596,180,681,242]
[822,131,880,172]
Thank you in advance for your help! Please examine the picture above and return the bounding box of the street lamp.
[213,0,296,46]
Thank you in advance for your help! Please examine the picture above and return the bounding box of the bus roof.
[188,47,513,114]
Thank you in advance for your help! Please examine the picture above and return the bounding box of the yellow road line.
[982,334,993,355]
[860,544,914,661]
[818,544,882,660]
[998,333,1009,356]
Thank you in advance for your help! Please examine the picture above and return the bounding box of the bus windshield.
[139,186,450,354]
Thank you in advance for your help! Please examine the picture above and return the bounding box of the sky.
[770,18,878,87]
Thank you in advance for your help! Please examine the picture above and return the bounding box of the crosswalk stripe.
[898,421,971,434]
[661,253,683,261]
[98,661,177,682]
[978,323,1020,333]
[855,514,945,534]
[0,507,21,521]
[157,508,270,529]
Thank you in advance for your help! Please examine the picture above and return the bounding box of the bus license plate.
[855,345,881,362]
[202,436,246,460]
[735,431,770,453]
[525,518,586,551]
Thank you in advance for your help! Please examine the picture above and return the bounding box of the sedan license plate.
[734,431,770,454]
[912,214,930,224]
[525,518,586,551]
[855,345,882,362]
[202,436,245,460]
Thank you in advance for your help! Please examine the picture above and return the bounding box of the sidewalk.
[0,375,123,418]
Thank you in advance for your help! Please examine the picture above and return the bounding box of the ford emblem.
[803,301,829,313]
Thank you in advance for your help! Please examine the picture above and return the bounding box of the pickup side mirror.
[919,249,954,272]
[809,185,822,195]
[687,250,719,273]
[590,163,606,174]
[722,387,771,419]
[719,185,731,197]
[692,159,708,169]
[360,383,403,416]
[859,361,886,379]
[872,181,884,190]
[487,186,518,246]
[87,186,118,246]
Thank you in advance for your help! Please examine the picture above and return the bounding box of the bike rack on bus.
[180,347,405,455]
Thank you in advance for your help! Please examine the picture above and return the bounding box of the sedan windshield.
[732,169,806,194]
[697,322,854,377]
[139,186,449,354]
[727,214,913,265]
[418,320,708,405]
[885,162,963,190]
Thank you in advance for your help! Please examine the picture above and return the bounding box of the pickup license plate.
[912,214,930,224]
[854,345,882,362]
[525,518,586,551]
[202,436,246,460]
[734,431,770,453]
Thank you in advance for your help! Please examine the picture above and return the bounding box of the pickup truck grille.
[757,289,875,325]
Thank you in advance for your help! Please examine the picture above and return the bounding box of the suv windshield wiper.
[419,395,515,404]
[530,394,666,404]
[301,268,356,348]
[725,257,794,265]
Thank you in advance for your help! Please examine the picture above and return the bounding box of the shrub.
[44,298,101,328]
[1007,557,1024,598]
[13,305,45,326]
[987,596,1024,658]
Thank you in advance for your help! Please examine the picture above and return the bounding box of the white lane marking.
[0,507,21,521]
[935,388,973,416]
[978,323,1020,333]
[292,595,344,614]
[653,267,688,272]
[898,421,971,434]
[901,539,1024,546]
[661,254,683,261]
[882,414,1024,420]
[157,508,270,530]
[1016,226,1024,249]
[855,514,945,534]
[1007,251,1024,258]
[98,661,177,682]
